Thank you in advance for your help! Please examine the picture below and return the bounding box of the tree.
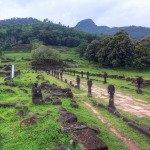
[107,30,134,67]
[31,45,60,65]
[96,36,113,66]
[133,36,150,68]
[77,40,88,57]
[84,40,100,62]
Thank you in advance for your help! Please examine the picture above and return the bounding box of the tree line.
[78,30,150,68]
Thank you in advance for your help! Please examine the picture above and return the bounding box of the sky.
[0,0,150,27]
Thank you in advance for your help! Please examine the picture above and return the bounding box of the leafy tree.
[106,30,134,67]
[84,40,100,62]
[96,36,113,66]
[133,36,150,67]
[77,40,88,57]
[31,45,60,65]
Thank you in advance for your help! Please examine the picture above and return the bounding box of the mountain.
[75,19,150,40]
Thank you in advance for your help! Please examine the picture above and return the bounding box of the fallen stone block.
[57,111,77,123]
[61,122,87,132]
[128,123,150,138]
[0,102,16,107]
[69,129,108,150]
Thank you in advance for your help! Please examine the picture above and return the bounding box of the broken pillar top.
[137,77,144,85]
[87,79,92,87]
[76,75,80,83]
[108,84,115,94]
[104,72,108,78]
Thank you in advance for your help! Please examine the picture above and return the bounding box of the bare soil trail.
[63,74,150,118]
[84,102,141,150]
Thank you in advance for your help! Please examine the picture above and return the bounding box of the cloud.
[0,0,150,27]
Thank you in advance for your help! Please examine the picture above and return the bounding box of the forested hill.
[0,18,100,51]
[75,19,150,40]
[0,17,41,24]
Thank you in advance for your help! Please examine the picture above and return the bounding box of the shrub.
[31,45,60,65]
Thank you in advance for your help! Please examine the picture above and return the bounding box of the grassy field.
[0,47,150,150]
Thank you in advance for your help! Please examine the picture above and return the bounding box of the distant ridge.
[0,17,41,24]
[75,19,150,40]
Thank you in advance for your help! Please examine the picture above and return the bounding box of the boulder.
[20,116,37,126]
[57,111,77,123]
[69,129,108,150]
[16,110,25,117]
[15,105,28,111]
[53,98,62,105]
[70,103,79,108]
[46,111,52,115]
[5,89,15,93]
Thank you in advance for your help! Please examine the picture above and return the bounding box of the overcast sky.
[0,0,150,27]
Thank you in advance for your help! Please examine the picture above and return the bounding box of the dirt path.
[84,102,141,150]
[63,74,150,118]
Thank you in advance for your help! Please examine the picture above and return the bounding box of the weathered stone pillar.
[32,83,43,104]
[76,75,80,90]
[103,72,108,84]
[87,72,89,79]
[87,79,92,97]
[65,79,67,83]
[60,72,63,80]
[136,77,143,94]
[108,84,115,109]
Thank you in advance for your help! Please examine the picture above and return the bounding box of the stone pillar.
[108,84,115,109]
[87,72,89,80]
[87,79,92,97]
[65,79,67,83]
[136,77,143,94]
[54,70,56,77]
[103,72,108,84]
[76,75,80,90]
[70,81,72,86]
[32,83,43,104]
[60,72,63,80]
[57,72,59,79]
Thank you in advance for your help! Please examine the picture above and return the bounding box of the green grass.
[0,47,150,150]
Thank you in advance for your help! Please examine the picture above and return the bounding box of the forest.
[0,17,100,51]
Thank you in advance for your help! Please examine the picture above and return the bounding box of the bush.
[31,45,60,65]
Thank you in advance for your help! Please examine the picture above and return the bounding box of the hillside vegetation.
[0,17,100,51]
